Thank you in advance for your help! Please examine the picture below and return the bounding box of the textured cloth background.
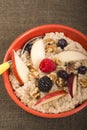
[0,0,87,130]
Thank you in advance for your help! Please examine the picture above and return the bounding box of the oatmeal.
[9,32,87,114]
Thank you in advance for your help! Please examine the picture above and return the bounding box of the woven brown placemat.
[0,0,87,130]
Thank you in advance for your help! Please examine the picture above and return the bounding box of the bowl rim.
[2,24,87,118]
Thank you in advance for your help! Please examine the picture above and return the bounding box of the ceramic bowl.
[3,24,87,118]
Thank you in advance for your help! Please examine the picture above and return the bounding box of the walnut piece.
[44,38,55,44]
[53,57,61,65]
[65,62,75,74]
[32,71,39,79]
[46,44,56,52]
[56,78,66,88]
[48,72,57,82]
[79,76,87,88]
[30,87,40,99]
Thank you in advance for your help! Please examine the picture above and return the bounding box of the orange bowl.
[3,24,87,118]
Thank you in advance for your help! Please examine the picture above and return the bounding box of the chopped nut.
[32,71,39,79]
[30,66,37,72]
[28,74,35,80]
[48,72,57,82]
[53,57,61,65]
[79,76,87,88]
[65,62,75,73]
[56,78,66,88]
[44,38,55,44]
[26,62,32,67]
[30,87,40,99]
[46,45,56,52]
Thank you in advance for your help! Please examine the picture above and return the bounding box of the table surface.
[0,0,87,130]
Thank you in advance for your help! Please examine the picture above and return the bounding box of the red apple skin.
[35,90,67,106]
[12,50,24,85]
[67,74,75,98]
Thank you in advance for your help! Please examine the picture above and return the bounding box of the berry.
[78,66,87,74]
[57,70,68,80]
[38,76,53,92]
[39,58,56,73]
[57,39,68,49]
[24,43,33,54]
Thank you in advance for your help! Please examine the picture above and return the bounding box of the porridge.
[9,32,87,114]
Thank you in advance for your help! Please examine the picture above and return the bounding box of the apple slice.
[56,51,87,62]
[67,74,77,98]
[31,39,45,68]
[12,50,29,84]
[35,90,67,106]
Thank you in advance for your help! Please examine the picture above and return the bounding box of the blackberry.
[57,39,68,49]
[38,76,53,92]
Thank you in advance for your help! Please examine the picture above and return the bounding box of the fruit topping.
[78,66,87,74]
[35,90,67,106]
[56,51,87,63]
[57,70,68,80]
[31,39,45,68]
[39,58,56,73]
[38,76,53,92]
[57,39,68,49]
[12,50,29,84]
[67,73,77,98]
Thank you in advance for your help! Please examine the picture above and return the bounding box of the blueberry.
[57,39,68,49]
[57,70,68,80]
[78,66,87,74]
